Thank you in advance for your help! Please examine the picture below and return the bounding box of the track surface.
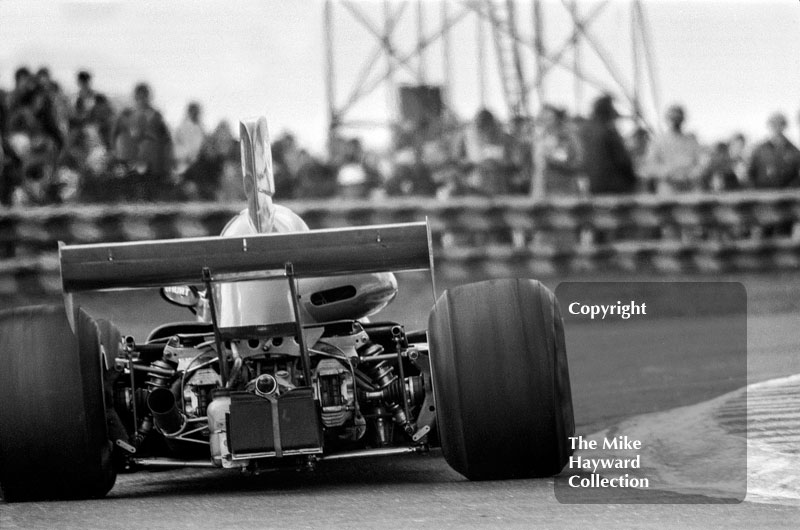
[2,272,800,528]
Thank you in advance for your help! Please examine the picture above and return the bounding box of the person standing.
[72,71,96,125]
[747,112,800,189]
[580,94,637,195]
[6,66,66,205]
[112,83,173,200]
[0,81,20,256]
[457,108,513,196]
[642,104,703,194]
[747,112,800,238]
[173,102,205,177]
[0,79,15,206]
[534,105,582,196]
[728,132,749,187]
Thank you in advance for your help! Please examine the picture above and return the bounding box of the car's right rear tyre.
[0,305,116,501]
[428,279,574,480]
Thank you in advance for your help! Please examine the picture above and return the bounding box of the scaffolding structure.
[323,0,661,194]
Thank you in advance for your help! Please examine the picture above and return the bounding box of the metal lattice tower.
[323,0,662,191]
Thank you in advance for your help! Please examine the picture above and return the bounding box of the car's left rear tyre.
[0,305,116,501]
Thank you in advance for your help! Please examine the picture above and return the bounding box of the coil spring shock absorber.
[358,339,422,436]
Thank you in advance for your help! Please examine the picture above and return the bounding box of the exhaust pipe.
[253,374,278,398]
[147,387,186,436]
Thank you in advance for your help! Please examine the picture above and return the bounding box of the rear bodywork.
[58,221,439,470]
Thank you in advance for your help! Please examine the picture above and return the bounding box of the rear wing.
[59,221,433,293]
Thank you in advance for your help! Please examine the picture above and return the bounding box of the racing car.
[0,117,574,501]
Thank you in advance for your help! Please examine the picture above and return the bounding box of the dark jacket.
[579,119,637,194]
[747,136,800,189]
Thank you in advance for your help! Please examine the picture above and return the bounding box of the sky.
[1,0,798,153]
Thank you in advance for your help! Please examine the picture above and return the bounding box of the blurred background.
[1,0,800,301]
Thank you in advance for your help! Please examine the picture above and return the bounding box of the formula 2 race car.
[0,118,574,501]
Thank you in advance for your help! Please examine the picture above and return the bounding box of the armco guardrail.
[1,190,799,295]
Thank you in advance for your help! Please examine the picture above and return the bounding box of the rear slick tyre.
[428,279,574,480]
[0,305,116,501]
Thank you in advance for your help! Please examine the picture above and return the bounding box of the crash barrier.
[1,189,799,295]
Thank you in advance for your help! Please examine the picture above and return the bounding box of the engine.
[113,321,431,470]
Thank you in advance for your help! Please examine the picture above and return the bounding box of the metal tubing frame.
[395,342,412,432]
[635,0,662,129]
[127,355,139,442]
[320,446,419,462]
[476,4,487,106]
[324,0,337,152]
[134,458,216,468]
[202,267,229,387]
[484,0,513,114]
[384,0,399,124]
[558,0,636,108]
[441,0,453,110]
[537,0,610,80]
[416,0,427,83]
[338,1,409,117]
[286,262,313,387]
[332,2,471,118]
[630,0,642,123]
[325,0,660,142]
[467,0,618,101]
[533,0,546,107]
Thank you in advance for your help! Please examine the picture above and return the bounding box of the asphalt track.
[2,271,800,528]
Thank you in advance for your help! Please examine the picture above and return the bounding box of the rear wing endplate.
[59,221,433,293]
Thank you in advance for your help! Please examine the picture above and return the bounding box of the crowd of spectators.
[0,67,242,206]
[2,66,800,208]
[309,94,800,203]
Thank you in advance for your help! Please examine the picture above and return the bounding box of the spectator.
[457,108,513,196]
[747,112,800,189]
[294,150,337,199]
[5,66,66,205]
[272,132,299,199]
[385,159,436,197]
[62,70,115,201]
[507,115,533,194]
[111,82,173,200]
[35,67,70,139]
[1,72,19,208]
[728,132,749,187]
[72,70,97,127]
[1,78,19,207]
[386,118,439,197]
[88,93,116,150]
[747,112,800,238]
[7,67,35,114]
[70,71,114,146]
[626,126,651,189]
[69,123,115,202]
[7,66,64,152]
[206,120,242,202]
[642,104,702,193]
[181,113,234,202]
[534,105,582,196]
[797,108,800,147]
[335,137,381,199]
[0,82,21,257]
[35,67,56,94]
[698,142,740,192]
[579,94,637,195]
[173,101,205,177]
